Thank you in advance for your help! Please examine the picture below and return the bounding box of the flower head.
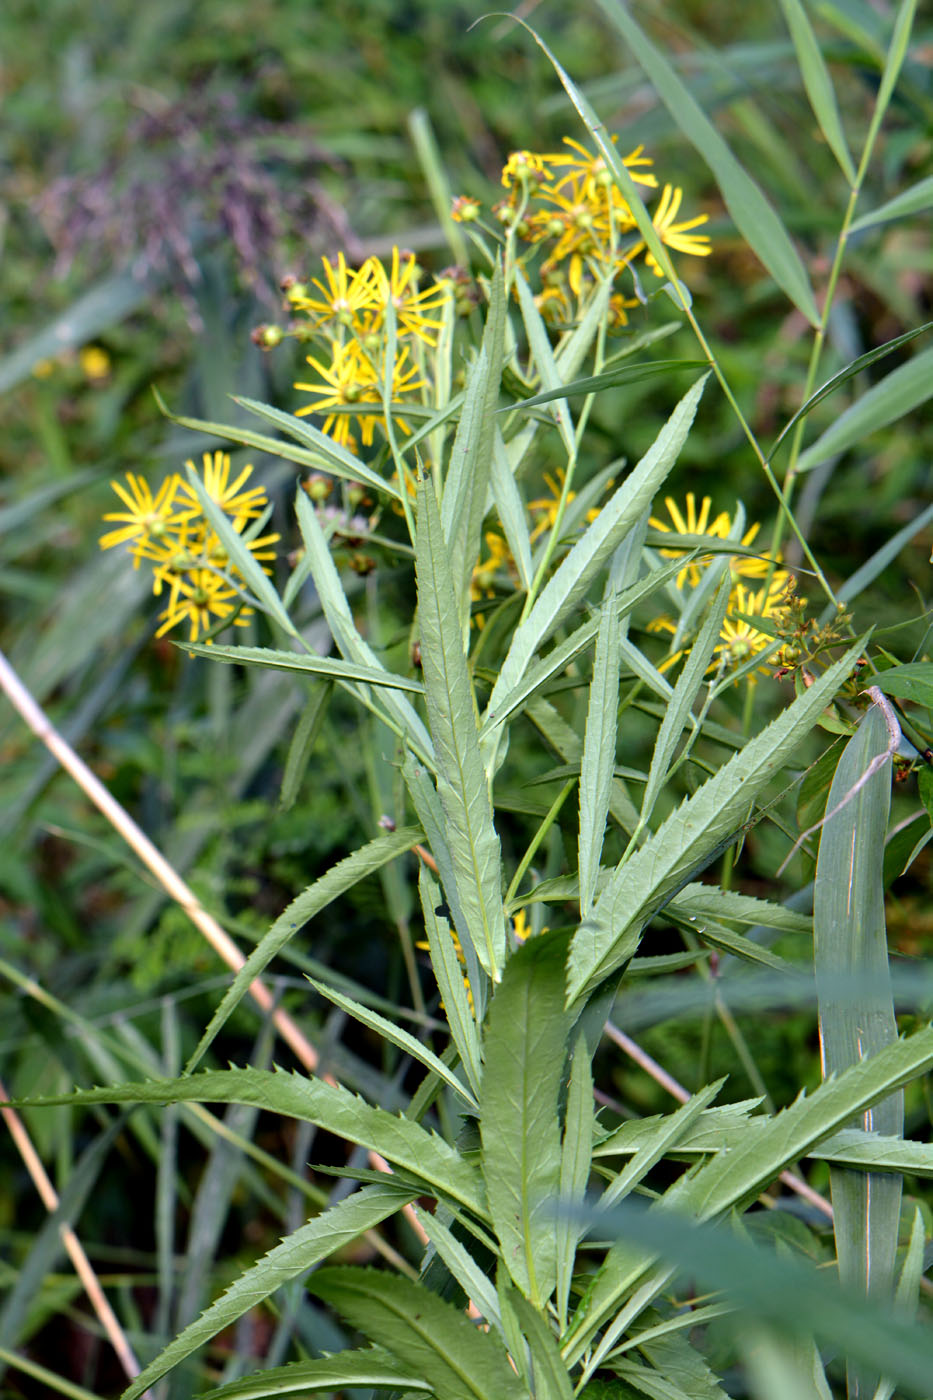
[99,473,186,561]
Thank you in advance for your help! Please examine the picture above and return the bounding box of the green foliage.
[3,2,933,1397]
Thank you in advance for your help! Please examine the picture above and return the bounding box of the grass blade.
[851,173,933,233]
[595,0,820,325]
[503,359,709,413]
[418,867,483,1099]
[796,343,933,472]
[578,594,622,914]
[777,0,856,182]
[181,641,424,693]
[203,1350,431,1399]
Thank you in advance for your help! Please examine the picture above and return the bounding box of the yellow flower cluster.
[284,248,452,451]
[456,136,711,325]
[649,494,792,674]
[99,452,279,644]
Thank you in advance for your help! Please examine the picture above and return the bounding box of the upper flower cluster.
[455,136,711,326]
[99,452,279,644]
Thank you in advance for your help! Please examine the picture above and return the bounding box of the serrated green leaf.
[186,827,423,1072]
[579,598,622,914]
[512,267,576,454]
[235,393,401,499]
[526,695,641,836]
[567,642,862,1003]
[182,640,425,691]
[797,344,933,472]
[485,376,707,747]
[418,867,484,1098]
[870,662,933,710]
[777,0,856,182]
[669,884,811,933]
[117,1184,416,1400]
[441,264,506,621]
[500,1282,575,1400]
[503,359,710,413]
[417,473,505,979]
[279,682,332,810]
[601,1082,726,1213]
[594,0,820,325]
[480,932,574,1303]
[308,976,477,1109]
[414,1206,502,1332]
[182,462,297,636]
[200,1349,431,1400]
[295,486,434,764]
[491,427,533,590]
[556,1033,595,1325]
[307,1267,525,1400]
[851,174,933,233]
[25,1065,482,1207]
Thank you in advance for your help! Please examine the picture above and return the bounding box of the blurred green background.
[1,1,931,1391]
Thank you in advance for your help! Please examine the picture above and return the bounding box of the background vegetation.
[1,1,931,1396]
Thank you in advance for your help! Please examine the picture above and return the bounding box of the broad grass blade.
[777,0,856,182]
[595,0,821,326]
[578,596,622,913]
[485,376,707,743]
[479,932,574,1303]
[796,343,933,472]
[417,474,505,979]
[567,640,863,1004]
[308,1268,525,1400]
[204,1350,431,1400]
[814,704,901,1397]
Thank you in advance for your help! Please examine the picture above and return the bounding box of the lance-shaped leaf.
[567,640,863,1004]
[594,0,820,326]
[851,174,933,233]
[578,595,622,914]
[556,1032,595,1325]
[186,826,423,1072]
[441,264,505,622]
[814,704,901,1395]
[417,473,505,979]
[202,1349,432,1400]
[418,866,483,1098]
[480,932,574,1304]
[182,640,424,691]
[17,1069,484,1217]
[295,486,434,764]
[115,1184,416,1400]
[797,343,933,472]
[485,375,707,745]
[307,1267,526,1400]
[777,0,856,183]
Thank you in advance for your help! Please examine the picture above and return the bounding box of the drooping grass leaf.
[777,0,856,182]
[185,826,422,1072]
[307,975,477,1110]
[797,344,933,472]
[235,394,402,500]
[416,472,505,979]
[503,359,710,413]
[767,321,933,465]
[567,640,863,1004]
[512,267,575,455]
[594,0,820,326]
[307,1268,525,1400]
[485,376,708,750]
[814,703,901,1400]
[200,1349,432,1400]
[578,596,622,914]
[115,1183,417,1400]
[480,932,574,1304]
[850,173,933,232]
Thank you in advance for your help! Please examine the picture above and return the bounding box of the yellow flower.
[501,149,556,189]
[154,568,252,644]
[80,345,111,381]
[177,452,268,525]
[527,468,606,543]
[643,185,711,276]
[99,473,186,561]
[368,248,450,346]
[294,338,425,447]
[713,580,789,671]
[287,252,381,334]
[649,495,766,589]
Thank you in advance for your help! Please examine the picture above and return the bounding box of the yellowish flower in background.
[80,345,111,381]
[370,248,451,346]
[295,338,425,447]
[287,252,381,334]
[154,568,252,644]
[643,185,711,275]
[650,494,768,589]
[177,451,268,524]
[501,149,556,189]
[713,580,789,671]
